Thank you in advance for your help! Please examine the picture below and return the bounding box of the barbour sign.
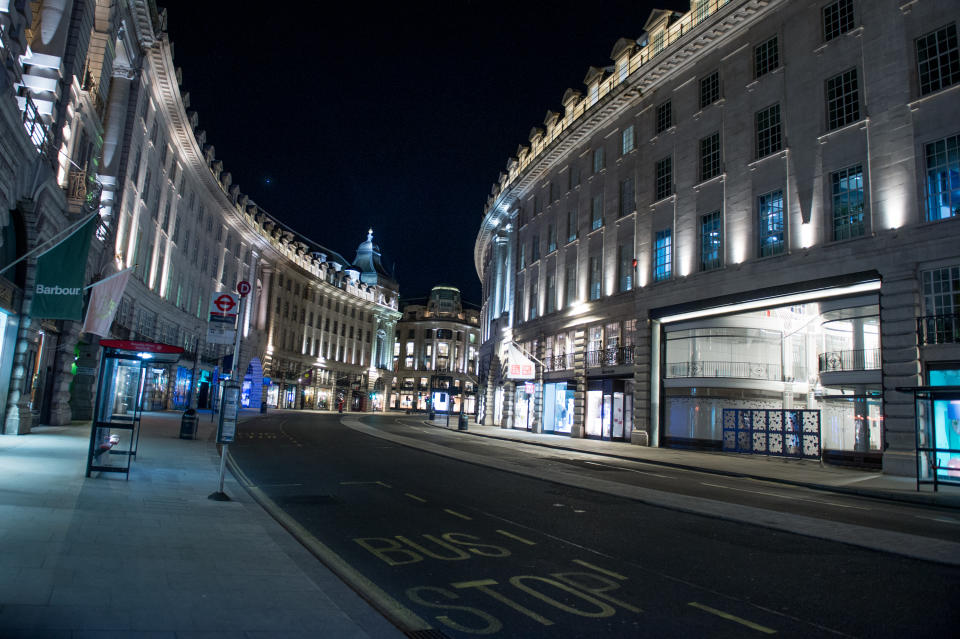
[30,215,98,320]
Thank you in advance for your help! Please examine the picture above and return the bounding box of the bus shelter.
[85,340,183,479]
[906,386,960,491]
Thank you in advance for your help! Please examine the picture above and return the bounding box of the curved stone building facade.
[0,0,400,433]
[475,0,960,476]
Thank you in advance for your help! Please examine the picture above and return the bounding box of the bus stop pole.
[210,295,245,501]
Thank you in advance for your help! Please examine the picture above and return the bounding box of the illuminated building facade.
[391,286,481,414]
[475,0,960,475]
[0,1,400,433]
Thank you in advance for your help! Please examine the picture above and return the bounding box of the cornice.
[473,0,776,281]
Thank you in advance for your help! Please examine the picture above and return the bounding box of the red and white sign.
[236,280,252,297]
[506,344,536,380]
[207,293,239,345]
[210,293,238,318]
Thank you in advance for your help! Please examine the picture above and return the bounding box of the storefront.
[172,366,192,409]
[653,278,883,465]
[542,381,575,434]
[584,378,633,440]
[514,382,535,431]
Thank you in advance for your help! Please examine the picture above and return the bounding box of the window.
[831,165,865,240]
[916,23,959,96]
[758,190,785,256]
[591,194,603,230]
[141,169,152,202]
[925,134,960,221]
[546,274,556,314]
[700,132,721,181]
[565,263,577,307]
[568,163,581,190]
[593,147,605,173]
[519,241,526,269]
[755,104,782,158]
[547,224,557,253]
[826,68,860,130]
[754,36,779,78]
[923,266,960,316]
[699,71,720,109]
[589,256,602,300]
[567,209,577,242]
[652,30,664,55]
[531,235,540,262]
[654,229,672,282]
[655,157,673,201]
[534,194,542,215]
[621,125,635,155]
[700,211,722,271]
[618,177,635,217]
[617,244,633,292]
[823,0,854,42]
[655,100,672,134]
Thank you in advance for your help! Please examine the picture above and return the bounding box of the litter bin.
[428,409,435,420]
[179,408,198,439]
[259,402,267,414]
[458,413,468,431]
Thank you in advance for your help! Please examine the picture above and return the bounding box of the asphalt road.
[230,411,960,638]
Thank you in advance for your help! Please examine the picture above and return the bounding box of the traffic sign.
[237,280,252,297]
[210,293,238,317]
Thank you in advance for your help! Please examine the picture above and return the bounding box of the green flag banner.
[30,214,99,320]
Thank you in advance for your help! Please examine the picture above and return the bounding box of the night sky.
[160,1,684,305]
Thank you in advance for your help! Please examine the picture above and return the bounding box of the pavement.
[419,411,960,509]
[1,408,957,637]
[0,409,404,639]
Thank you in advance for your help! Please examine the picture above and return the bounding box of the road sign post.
[209,284,249,502]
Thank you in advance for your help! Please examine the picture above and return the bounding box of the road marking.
[688,601,777,634]
[405,492,427,503]
[915,515,960,525]
[444,508,473,521]
[572,559,627,580]
[583,460,671,478]
[340,481,392,487]
[700,482,870,510]
[377,481,392,488]
[496,529,536,545]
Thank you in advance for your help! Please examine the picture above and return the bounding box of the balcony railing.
[544,352,575,372]
[918,313,960,346]
[666,360,783,381]
[818,348,881,373]
[586,347,636,368]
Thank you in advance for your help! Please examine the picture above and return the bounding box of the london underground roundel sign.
[236,280,252,297]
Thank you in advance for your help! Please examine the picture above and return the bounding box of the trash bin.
[179,408,198,439]
[259,402,267,414]
[428,409,435,420]
[458,413,468,431]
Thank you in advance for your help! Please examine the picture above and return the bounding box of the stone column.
[571,327,586,438]
[879,270,921,476]
[502,380,515,429]
[632,314,653,446]
[4,255,40,434]
[48,321,82,424]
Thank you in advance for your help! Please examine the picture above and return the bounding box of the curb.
[421,420,960,510]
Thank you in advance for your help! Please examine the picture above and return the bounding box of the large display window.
[543,382,574,434]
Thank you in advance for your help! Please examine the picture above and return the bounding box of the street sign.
[211,293,238,317]
[236,280,252,297]
[207,293,239,344]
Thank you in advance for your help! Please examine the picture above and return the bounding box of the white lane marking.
[832,473,883,486]
[583,460,672,478]
[700,482,870,510]
[915,515,960,525]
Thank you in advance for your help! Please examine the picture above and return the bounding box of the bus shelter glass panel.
[915,387,960,489]
[87,356,145,478]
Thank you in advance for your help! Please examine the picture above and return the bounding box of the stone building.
[0,0,400,434]
[390,286,481,414]
[475,0,960,476]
